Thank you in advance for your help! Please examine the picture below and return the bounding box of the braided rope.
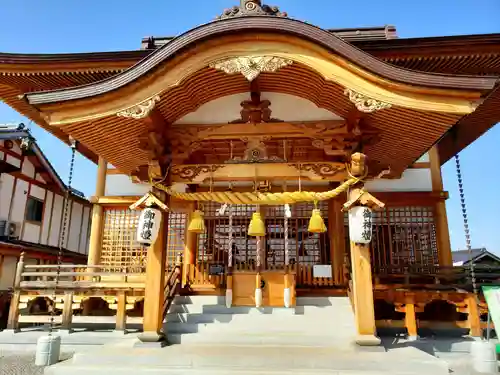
[157,175,360,205]
[284,210,289,266]
[49,139,77,335]
[256,237,262,268]
[455,154,477,297]
[228,205,233,268]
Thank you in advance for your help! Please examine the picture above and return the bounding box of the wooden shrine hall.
[1,0,500,346]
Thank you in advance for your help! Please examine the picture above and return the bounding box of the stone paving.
[0,351,72,375]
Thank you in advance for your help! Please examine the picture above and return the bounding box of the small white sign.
[313,265,332,278]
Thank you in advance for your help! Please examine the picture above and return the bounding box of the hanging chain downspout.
[455,153,478,297]
[49,138,77,336]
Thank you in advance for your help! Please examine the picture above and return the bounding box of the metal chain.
[49,139,77,335]
[455,153,477,296]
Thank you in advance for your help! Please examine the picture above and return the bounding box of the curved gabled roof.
[25,16,498,106]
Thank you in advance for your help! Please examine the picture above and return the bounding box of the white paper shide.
[348,206,373,244]
[136,207,162,245]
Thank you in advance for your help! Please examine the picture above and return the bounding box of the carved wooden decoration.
[225,137,285,163]
[136,110,172,180]
[129,192,169,211]
[230,91,282,124]
[344,89,392,113]
[170,162,346,184]
[117,95,160,119]
[209,56,293,81]
[216,0,288,19]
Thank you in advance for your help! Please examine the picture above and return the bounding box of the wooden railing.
[6,253,146,332]
[374,264,500,291]
[163,255,182,321]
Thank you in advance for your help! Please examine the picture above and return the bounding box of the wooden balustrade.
[6,253,148,332]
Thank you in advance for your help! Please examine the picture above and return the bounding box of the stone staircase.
[43,295,450,374]
[165,295,357,346]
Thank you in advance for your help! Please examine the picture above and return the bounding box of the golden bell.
[248,212,265,237]
[188,209,205,233]
[308,208,326,233]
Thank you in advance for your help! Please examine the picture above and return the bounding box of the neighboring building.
[452,248,500,267]
[0,123,91,295]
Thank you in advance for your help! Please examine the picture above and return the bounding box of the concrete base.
[133,339,168,348]
[136,332,168,347]
[355,334,382,346]
[138,332,165,343]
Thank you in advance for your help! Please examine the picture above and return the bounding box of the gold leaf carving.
[171,165,224,182]
[117,95,160,119]
[344,89,392,113]
[291,163,345,179]
[209,56,293,81]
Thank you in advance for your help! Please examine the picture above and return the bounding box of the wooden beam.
[171,162,346,184]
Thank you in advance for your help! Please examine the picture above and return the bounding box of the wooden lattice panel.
[101,209,146,272]
[370,205,438,274]
[199,201,330,273]
[166,212,187,271]
[101,209,187,272]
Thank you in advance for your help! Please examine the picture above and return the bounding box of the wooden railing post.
[7,252,25,331]
[61,291,74,331]
[466,294,481,337]
[404,294,418,338]
[115,291,127,331]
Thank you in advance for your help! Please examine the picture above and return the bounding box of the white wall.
[105,174,149,196]
[0,173,15,219]
[365,168,432,192]
[174,92,343,124]
[1,139,92,254]
[0,256,17,290]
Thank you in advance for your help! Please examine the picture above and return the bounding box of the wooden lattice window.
[166,212,187,271]
[198,201,330,271]
[370,205,438,274]
[101,209,187,272]
[101,209,146,272]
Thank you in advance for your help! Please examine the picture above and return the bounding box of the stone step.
[166,319,356,335]
[168,304,297,314]
[47,343,449,375]
[166,331,356,346]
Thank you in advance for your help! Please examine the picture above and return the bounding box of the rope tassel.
[308,201,326,233]
[188,209,205,233]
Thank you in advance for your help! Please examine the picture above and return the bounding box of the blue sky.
[0,0,499,253]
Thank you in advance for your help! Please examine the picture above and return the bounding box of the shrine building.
[1,0,500,347]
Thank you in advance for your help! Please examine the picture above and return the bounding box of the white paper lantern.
[136,207,162,245]
[348,206,373,244]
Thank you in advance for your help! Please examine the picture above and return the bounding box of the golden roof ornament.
[344,89,392,113]
[216,0,287,20]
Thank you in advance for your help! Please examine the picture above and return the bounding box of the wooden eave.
[0,30,498,165]
[55,63,464,176]
[438,84,500,164]
[23,17,498,106]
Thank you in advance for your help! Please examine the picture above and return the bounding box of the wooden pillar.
[348,153,379,345]
[140,200,168,343]
[404,295,418,338]
[466,294,481,337]
[183,203,197,287]
[61,291,74,331]
[7,252,25,331]
[115,291,127,331]
[329,197,346,285]
[87,156,107,266]
[429,145,452,267]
